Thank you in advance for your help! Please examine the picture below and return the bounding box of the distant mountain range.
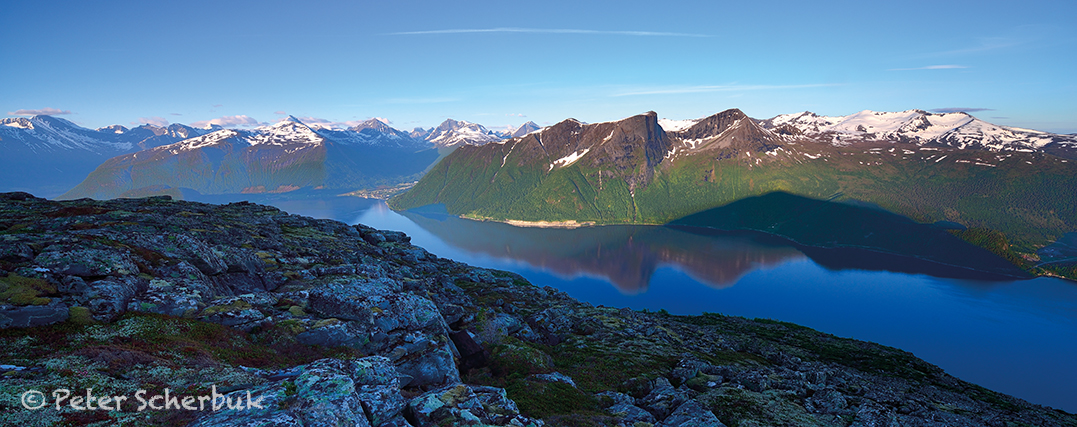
[390,108,1077,277]
[1,114,537,199]
[58,116,445,200]
[0,116,214,197]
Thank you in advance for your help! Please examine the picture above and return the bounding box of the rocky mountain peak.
[96,124,128,134]
[2,117,35,129]
[349,118,394,133]
[426,118,502,148]
[510,121,542,138]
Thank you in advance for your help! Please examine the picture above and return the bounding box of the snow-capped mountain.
[509,121,542,138]
[315,118,432,150]
[96,124,128,134]
[59,116,439,200]
[1,115,133,154]
[424,119,504,148]
[763,109,1077,152]
[248,116,325,146]
[118,123,213,150]
[0,116,213,197]
[409,127,432,140]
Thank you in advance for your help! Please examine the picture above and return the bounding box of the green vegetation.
[0,273,55,305]
[950,227,1027,267]
[391,143,1077,279]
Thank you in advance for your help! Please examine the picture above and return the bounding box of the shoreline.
[460,215,600,229]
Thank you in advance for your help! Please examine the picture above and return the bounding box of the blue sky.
[3,0,1075,133]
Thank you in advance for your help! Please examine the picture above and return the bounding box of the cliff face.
[0,192,1072,426]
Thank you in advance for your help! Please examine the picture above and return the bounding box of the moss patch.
[505,381,605,421]
[67,306,95,325]
[0,273,55,306]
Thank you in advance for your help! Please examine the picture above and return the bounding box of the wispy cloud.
[385,97,458,104]
[920,25,1051,58]
[8,107,72,116]
[170,113,182,116]
[212,104,223,108]
[930,108,994,113]
[138,117,169,126]
[889,65,968,71]
[388,27,710,38]
[191,115,259,129]
[274,111,287,115]
[927,37,1022,57]
[613,83,840,97]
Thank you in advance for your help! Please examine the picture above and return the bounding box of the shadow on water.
[399,206,805,293]
[670,224,1029,283]
[668,192,1034,282]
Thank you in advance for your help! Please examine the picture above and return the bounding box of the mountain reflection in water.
[230,196,1077,412]
[399,208,805,293]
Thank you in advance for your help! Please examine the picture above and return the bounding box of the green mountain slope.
[391,110,1077,278]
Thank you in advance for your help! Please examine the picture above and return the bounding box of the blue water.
[268,197,1077,413]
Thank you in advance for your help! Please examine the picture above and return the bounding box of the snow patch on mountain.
[553,148,591,169]
[171,130,249,152]
[2,118,33,129]
[658,118,700,132]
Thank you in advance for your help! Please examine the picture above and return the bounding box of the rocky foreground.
[0,192,1073,427]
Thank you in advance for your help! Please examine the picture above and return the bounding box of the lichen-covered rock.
[127,277,208,318]
[190,357,407,427]
[405,383,543,427]
[609,402,657,425]
[34,247,140,277]
[296,320,375,349]
[290,358,372,426]
[0,302,70,328]
[0,239,34,263]
[474,312,540,345]
[849,401,898,427]
[352,357,407,426]
[132,233,229,276]
[80,276,144,321]
[639,377,690,420]
[197,294,276,327]
[305,279,458,386]
[395,341,460,387]
[658,399,726,427]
